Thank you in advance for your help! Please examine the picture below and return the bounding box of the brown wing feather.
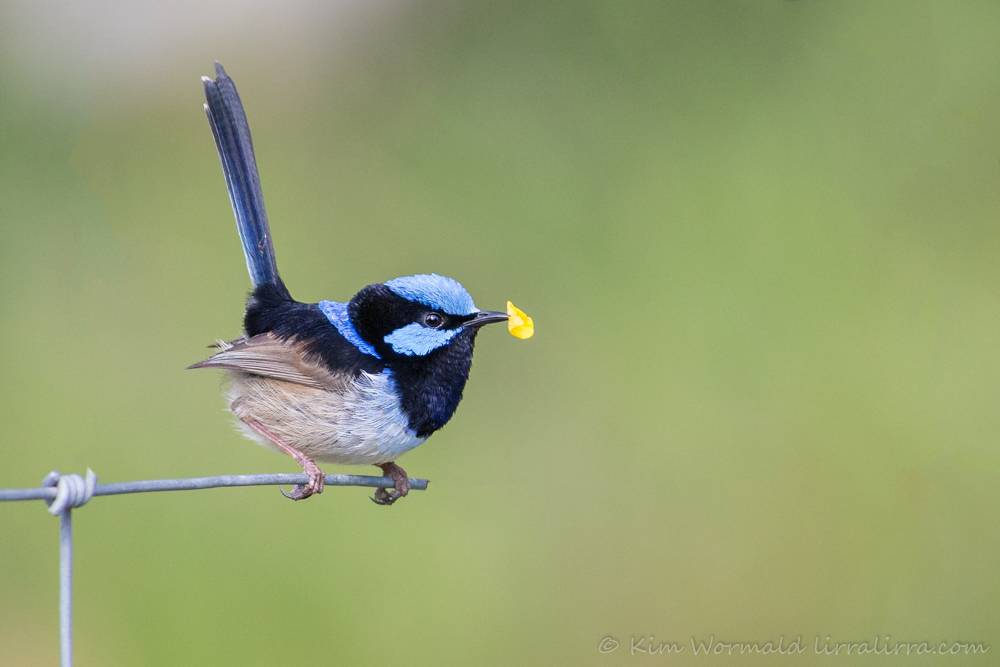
[188,333,347,391]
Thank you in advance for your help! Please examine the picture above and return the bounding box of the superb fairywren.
[190,63,513,504]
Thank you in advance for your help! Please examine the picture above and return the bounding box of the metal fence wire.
[0,469,429,667]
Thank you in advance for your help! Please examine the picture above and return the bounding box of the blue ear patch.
[318,300,382,359]
[385,323,462,356]
[385,274,477,316]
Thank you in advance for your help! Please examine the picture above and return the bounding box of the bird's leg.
[241,418,325,500]
[371,462,409,506]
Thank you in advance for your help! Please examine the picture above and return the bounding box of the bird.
[190,62,514,505]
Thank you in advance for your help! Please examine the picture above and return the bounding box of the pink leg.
[371,462,409,506]
[241,418,325,500]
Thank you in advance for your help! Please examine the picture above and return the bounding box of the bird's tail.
[203,62,286,293]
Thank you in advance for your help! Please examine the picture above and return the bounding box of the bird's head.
[348,274,508,361]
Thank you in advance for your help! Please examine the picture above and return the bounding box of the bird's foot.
[238,418,326,501]
[280,457,326,500]
[371,462,409,506]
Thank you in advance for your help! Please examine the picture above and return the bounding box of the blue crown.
[385,274,477,316]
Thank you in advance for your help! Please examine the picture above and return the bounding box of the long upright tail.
[203,62,284,291]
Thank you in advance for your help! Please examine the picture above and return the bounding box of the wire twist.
[41,469,98,516]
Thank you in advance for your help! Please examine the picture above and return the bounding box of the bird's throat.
[390,329,478,438]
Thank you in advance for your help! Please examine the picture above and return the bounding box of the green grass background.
[2,1,999,664]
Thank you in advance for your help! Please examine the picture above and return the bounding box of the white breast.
[226,369,426,466]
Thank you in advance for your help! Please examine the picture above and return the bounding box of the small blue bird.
[191,62,513,504]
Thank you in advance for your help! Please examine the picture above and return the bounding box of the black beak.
[466,310,509,328]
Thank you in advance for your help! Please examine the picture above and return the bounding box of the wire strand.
[0,469,430,667]
[0,472,429,503]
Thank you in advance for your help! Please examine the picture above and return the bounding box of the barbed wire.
[0,468,429,667]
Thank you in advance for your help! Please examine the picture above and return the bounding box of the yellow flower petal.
[506,301,534,339]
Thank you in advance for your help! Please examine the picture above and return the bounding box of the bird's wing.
[188,333,348,392]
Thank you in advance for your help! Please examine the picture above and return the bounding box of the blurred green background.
[2,0,1000,664]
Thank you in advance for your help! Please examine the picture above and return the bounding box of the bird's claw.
[370,462,409,506]
[279,466,325,501]
[239,419,326,502]
[280,484,309,500]
[370,486,401,505]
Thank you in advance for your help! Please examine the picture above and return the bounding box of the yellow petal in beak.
[506,301,534,339]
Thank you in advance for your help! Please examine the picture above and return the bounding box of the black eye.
[423,313,444,328]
